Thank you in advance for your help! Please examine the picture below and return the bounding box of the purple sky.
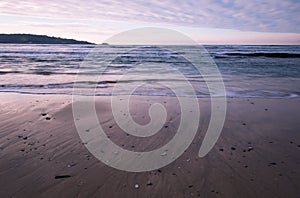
[0,0,300,44]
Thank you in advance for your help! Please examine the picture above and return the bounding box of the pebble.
[67,162,76,168]
[247,147,254,151]
[54,175,71,179]
[147,181,153,186]
[134,184,139,189]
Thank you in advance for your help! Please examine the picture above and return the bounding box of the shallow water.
[0,44,299,98]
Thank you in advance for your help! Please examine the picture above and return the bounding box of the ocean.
[0,44,300,98]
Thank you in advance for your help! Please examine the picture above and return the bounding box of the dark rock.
[147,181,153,186]
[247,147,254,151]
[54,175,71,179]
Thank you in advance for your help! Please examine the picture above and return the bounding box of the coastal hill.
[0,34,94,44]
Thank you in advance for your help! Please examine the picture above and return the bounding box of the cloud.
[0,0,299,33]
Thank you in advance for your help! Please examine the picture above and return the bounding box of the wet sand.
[0,93,299,197]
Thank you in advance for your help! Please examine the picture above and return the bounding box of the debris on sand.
[269,162,277,166]
[147,181,153,186]
[54,175,71,179]
[247,147,254,152]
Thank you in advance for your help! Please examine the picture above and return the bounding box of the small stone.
[188,185,193,188]
[54,175,71,179]
[242,123,246,126]
[231,147,236,150]
[23,137,28,140]
[41,113,47,116]
[134,184,139,189]
[219,148,224,152]
[247,147,254,152]
[45,117,51,120]
[147,181,153,186]
[269,162,277,166]
[67,162,76,168]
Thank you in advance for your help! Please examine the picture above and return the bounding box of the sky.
[0,0,300,44]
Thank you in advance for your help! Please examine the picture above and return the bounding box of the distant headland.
[0,34,95,44]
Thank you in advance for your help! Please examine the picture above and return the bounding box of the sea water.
[0,44,299,98]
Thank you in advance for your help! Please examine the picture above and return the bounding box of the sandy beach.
[0,93,299,197]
